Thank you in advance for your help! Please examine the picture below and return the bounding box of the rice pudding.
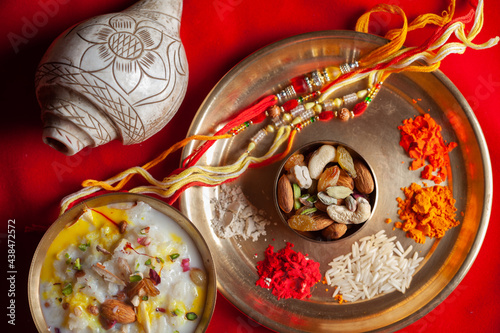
[39,201,207,332]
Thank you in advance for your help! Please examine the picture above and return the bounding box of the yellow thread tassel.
[60,127,291,213]
[82,133,232,191]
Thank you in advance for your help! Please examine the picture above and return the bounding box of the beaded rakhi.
[60,0,498,213]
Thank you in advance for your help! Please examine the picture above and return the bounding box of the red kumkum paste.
[256,242,321,300]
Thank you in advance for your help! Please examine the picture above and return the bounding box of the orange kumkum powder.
[398,113,457,184]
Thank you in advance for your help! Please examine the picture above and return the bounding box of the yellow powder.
[395,183,459,244]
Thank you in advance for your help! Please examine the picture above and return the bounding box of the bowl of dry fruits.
[275,141,377,242]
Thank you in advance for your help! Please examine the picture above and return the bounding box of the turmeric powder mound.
[396,183,459,244]
[398,113,457,184]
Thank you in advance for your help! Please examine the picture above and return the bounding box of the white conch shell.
[35,0,188,155]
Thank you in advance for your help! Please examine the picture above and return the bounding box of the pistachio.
[299,207,318,215]
[345,195,357,212]
[326,186,353,199]
[298,196,314,207]
[317,191,338,206]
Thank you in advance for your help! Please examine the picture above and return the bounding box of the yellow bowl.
[28,193,217,332]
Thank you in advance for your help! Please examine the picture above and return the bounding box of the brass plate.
[180,31,492,332]
[28,193,217,332]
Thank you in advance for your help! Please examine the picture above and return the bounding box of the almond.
[353,160,374,194]
[127,278,160,300]
[100,299,136,324]
[310,213,335,230]
[314,201,329,212]
[321,223,348,240]
[277,174,294,213]
[336,169,354,191]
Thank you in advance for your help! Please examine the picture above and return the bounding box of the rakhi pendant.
[275,62,359,104]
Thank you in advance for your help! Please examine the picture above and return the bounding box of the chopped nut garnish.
[96,245,111,255]
[74,306,83,317]
[75,270,86,278]
[87,305,99,315]
[127,278,160,300]
[131,295,140,307]
[119,221,128,234]
[117,257,132,280]
[137,236,151,246]
[92,263,126,286]
[115,290,126,301]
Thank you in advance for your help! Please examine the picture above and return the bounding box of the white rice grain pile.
[325,230,424,302]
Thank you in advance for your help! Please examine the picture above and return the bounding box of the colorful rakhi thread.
[60,0,498,213]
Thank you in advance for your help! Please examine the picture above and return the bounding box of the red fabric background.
[1,0,499,332]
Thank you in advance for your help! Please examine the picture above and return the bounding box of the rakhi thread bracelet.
[59,0,498,213]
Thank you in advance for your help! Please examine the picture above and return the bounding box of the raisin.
[288,213,333,231]
[317,165,340,192]
[336,146,357,178]
[284,154,305,172]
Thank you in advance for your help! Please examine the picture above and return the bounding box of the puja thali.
[179,31,492,332]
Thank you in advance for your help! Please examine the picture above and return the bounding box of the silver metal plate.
[180,31,492,332]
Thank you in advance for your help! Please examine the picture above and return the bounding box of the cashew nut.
[308,145,336,179]
[291,165,312,189]
[326,197,371,224]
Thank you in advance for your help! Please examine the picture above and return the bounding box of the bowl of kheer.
[29,193,216,333]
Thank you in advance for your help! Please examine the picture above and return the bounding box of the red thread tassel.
[251,112,268,124]
[319,111,334,121]
[182,95,277,168]
[352,102,368,116]
[282,99,299,112]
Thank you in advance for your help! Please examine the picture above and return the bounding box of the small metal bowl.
[274,140,378,243]
[28,193,217,332]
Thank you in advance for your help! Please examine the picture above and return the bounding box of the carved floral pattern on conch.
[36,63,147,144]
[36,6,188,152]
[78,14,167,95]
